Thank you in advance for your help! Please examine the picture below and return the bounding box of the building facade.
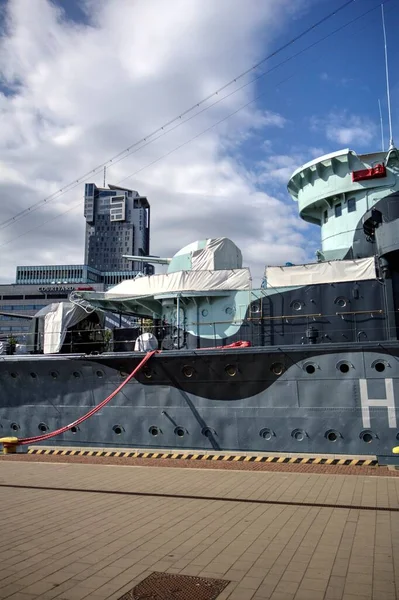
[84,183,151,273]
[15,264,145,287]
[0,281,105,341]
[0,182,153,343]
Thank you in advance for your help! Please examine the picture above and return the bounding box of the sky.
[0,0,398,285]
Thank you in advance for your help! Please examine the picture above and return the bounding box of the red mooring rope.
[198,340,251,350]
[18,350,158,446]
[16,340,251,446]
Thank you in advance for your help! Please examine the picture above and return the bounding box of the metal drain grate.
[117,571,230,599]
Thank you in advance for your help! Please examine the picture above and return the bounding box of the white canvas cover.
[191,238,243,271]
[134,332,158,352]
[106,268,251,297]
[43,302,90,354]
[265,256,376,288]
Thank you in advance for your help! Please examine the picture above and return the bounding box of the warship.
[1,144,399,462]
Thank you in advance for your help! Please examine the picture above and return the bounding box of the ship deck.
[1,456,398,600]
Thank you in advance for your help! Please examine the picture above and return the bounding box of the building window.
[335,203,342,218]
[347,197,356,213]
[323,210,328,224]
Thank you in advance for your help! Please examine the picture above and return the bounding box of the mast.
[381,4,394,149]
[378,99,384,152]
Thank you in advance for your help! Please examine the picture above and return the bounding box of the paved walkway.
[0,461,398,600]
[3,451,398,477]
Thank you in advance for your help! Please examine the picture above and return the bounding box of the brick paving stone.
[325,587,344,600]
[298,577,329,592]
[3,452,399,477]
[294,590,324,600]
[343,582,373,597]
[1,461,399,600]
[2,595,37,600]
[342,596,372,600]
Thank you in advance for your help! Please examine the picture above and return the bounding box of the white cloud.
[311,111,377,147]
[0,0,311,285]
[254,154,303,185]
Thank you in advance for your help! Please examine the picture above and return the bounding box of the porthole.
[149,426,159,436]
[30,372,37,379]
[225,307,234,316]
[337,361,351,374]
[291,300,303,311]
[182,365,195,378]
[325,429,341,442]
[10,422,19,432]
[175,427,185,438]
[291,429,307,441]
[251,303,261,314]
[50,371,58,379]
[304,363,316,374]
[335,296,348,308]
[374,361,386,373]
[225,364,237,377]
[38,423,48,433]
[113,425,123,435]
[202,427,216,438]
[10,372,18,379]
[73,371,81,378]
[96,370,104,378]
[70,426,79,434]
[396,432,399,441]
[142,366,152,379]
[360,430,376,443]
[271,362,284,376]
[259,428,275,441]
[119,370,128,378]
[201,309,208,317]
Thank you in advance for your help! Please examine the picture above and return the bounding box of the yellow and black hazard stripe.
[27,448,378,466]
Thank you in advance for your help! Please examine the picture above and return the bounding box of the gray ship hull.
[1,342,399,460]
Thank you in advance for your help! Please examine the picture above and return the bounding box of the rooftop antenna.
[381,4,394,149]
[103,166,107,188]
[378,98,384,151]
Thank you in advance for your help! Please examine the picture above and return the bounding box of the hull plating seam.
[27,448,378,466]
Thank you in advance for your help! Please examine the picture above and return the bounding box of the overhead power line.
[0,0,356,233]
[0,0,392,251]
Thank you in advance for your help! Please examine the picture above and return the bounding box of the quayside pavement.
[0,459,399,600]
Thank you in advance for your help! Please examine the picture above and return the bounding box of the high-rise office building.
[84,183,151,272]
[0,182,153,342]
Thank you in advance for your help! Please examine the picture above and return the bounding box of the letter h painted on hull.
[359,379,396,428]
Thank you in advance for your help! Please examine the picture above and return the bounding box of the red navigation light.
[76,286,94,291]
[352,163,386,182]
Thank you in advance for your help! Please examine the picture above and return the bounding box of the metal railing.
[0,309,397,355]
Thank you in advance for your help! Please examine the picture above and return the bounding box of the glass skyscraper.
[84,183,152,273]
